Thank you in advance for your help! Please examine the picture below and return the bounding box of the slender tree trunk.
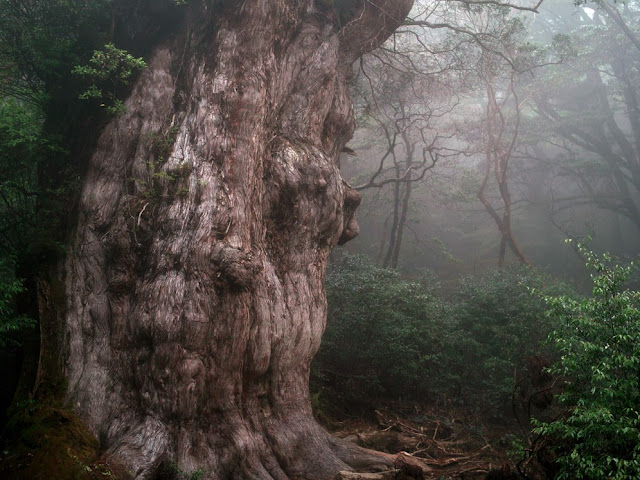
[390,176,412,269]
[39,1,413,478]
[390,124,415,269]
[478,81,530,267]
[375,213,391,266]
[498,234,507,268]
[382,160,402,268]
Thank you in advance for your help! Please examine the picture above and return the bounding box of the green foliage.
[450,266,565,409]
[0,257,35,350]
[158,462,206,480]
[315,255,447,403]
[314,254,566,411]
[506,434,526,462]
[534,244,640,479]
[133,127,193,202]
[0,0,112,107]
[73,43,147,115]
[0,0,119,356]
[0,99,42,252]
[0,99,42,350]
[150,126,181,160]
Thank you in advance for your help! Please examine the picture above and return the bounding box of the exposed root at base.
[332,437,431,479]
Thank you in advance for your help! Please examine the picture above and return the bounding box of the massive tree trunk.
[43,1,413,479]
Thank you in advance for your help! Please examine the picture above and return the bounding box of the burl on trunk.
[42,1,413,478]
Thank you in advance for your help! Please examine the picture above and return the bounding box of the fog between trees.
[339,0,640,285]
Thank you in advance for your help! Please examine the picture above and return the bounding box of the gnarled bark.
[50,1,413,478]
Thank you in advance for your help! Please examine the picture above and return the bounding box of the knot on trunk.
[338,185,361,245]
[211,243,262,289]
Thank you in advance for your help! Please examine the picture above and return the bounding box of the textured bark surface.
[56,1,413,479]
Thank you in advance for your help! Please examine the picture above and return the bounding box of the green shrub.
[314,254,566,412]
[450,266,565,409]
[314,255,448,404]
[0,100,41,351]
[0,257,35,350]
[534,245,640,479]
[73,43,147,115]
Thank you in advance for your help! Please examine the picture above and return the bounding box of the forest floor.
[319,400,532,479]
[1,396,536,479]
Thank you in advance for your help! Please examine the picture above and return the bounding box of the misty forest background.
[1,0,640,478]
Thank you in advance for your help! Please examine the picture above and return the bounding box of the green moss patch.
[1,401,129,479]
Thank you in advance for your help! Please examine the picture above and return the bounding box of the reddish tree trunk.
[40,1,413,478]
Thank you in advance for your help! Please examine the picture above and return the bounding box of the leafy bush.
[72,43,147,115]
[450,266,565,409]
[0,99,43,251]
[314,255,448,404]
[314,254,566,412]
[534,246,640,479]
[0,100,40,351]
[0,0,112,107]
[0,257,35,350]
